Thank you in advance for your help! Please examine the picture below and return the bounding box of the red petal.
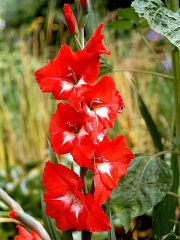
[43,162,84,193]
[92,136,133,204]
[75,50,100,84]
[84,24,110,55]
[35,45,100,103]
[84,76,116,103]
[96,136,134,163]
[43,163,87,231]
[50,103,85,154]
[71,139,94,169]
[15,225,33,240]
[93,173,112,206]
[82,76,124,131]
[50,114,75,154]
[85,193,111,232]
[45,191,87,231]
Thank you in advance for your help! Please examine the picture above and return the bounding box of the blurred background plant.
[0,0,179,239]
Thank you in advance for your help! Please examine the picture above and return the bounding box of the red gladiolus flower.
[82,75,124,139]
[50,103,91,153]
[15,225,41,240]
[63,4,77,34]
[34,45,99,108]
[84,23,110,55]
[50,103,103,169]
[71,136,133,205]
[43,161,111,232]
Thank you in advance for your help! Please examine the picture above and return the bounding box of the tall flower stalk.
[169,0,180,184]
[34,1,133,239]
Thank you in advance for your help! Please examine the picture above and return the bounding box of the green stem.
[80,27,85,48]
[62,230,73,240]
[0,188,23,212]
[74,35,83,49]
[169,0,180,185]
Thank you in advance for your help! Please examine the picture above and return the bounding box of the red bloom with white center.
[82,75,124,140]
[34,45,99,108]
[50,103,103,168]
[50,103,89,154]
[43,161,111,232]
[15,225,41,240]
[63,4,77,34]
[84,24,110,55]
[71,136,133,205]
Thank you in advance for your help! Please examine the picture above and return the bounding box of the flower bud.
[63,4,77,34]
[9,210,19,221]
[80,0,90,12]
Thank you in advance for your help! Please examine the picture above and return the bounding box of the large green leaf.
[131,0,180,48]
[110,157,172,232]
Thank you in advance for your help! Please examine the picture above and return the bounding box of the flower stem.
[113,68,173,80]
[0,188,23,212]
[80,27,85,48]
[74,34,83,49]
[169,0,180,183]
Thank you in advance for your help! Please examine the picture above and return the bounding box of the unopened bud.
[80,0,89,11]
[63,4,77,34]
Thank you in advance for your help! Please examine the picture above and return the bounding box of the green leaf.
[131,0,180,48]
[110,157,173,232]
[138,94,163,151]
[118,7,139,22]
[152,153,179,239]
[100,59,112,76]
[107,201,116,240]
[108,20,133,30]
[41,192,62,240]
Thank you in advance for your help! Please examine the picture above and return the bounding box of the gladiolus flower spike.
[35,2,133,234]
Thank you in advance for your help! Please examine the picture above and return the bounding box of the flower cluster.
[35,3,133,233]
